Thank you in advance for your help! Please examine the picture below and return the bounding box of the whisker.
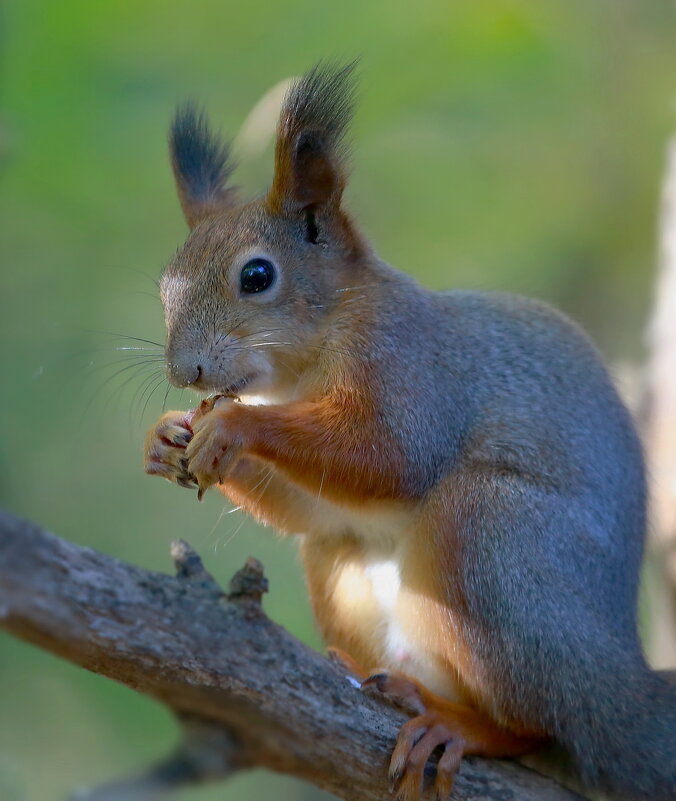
[84,329,165,348]
[314,468,326,514]
[244,341,357,358]
[131,369,165,422]
[113,346,164,353]
[129,369,166,429]
[211,318,290,351]
[83,360,162,418]
[276,357,301,379]
[100,366,163,423]
[208,503,235,542]
[217,510,250,551]
[211,468,275,549]
[125,290,162,302]
[86,354,165,371]
[215,467,276,552]
[161,382,172,413]
[140,374,169,422]
[110,367,163,416]
[334,283,380,293]
[93,358,163,384]
[120,265,161,291]
[254,467,276,508]
[241,468,275,499]
[230,327,289,343]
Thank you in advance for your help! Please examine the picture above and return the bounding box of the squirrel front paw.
[144,410,197,489]
[184,396,246,500]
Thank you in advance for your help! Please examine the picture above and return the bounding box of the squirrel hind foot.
[388,714,464,801]
[362,669,541,801]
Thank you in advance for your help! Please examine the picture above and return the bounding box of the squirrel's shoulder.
[436,288,579,330]
[379,275,597,353]
[427,287,599,359]
[364,262,606,375]
[375,263,584,333]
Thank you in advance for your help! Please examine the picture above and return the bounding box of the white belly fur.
[301,493,461,700]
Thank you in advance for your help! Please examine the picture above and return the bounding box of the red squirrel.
[144,63,676,800]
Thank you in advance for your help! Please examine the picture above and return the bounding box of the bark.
[0,508,582,801]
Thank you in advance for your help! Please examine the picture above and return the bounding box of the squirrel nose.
[167,359,202,388]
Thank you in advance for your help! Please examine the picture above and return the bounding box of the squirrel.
[144,63,676,800]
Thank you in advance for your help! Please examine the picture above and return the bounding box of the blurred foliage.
[0,1,675,799]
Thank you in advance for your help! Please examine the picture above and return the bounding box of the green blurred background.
[1,1,675,799]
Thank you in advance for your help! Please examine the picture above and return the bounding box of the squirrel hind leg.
[362,669,542,801]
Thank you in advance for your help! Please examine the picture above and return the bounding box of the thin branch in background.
[643,137,676,668]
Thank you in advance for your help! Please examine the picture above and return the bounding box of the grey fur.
[355,272,676,799]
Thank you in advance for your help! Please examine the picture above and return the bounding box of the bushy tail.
[562,668,676,800]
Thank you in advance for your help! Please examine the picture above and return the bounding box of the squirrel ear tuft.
[268,61,357,215]
[169,103,236,228]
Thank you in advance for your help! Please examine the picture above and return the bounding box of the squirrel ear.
[169,103,236,228]
[268,62,357,215]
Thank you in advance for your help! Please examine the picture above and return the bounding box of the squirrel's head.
[161,63,367,402]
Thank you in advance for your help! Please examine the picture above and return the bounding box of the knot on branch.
[227,556,268,605]
[171,539,223,599]
[171,540,267,612]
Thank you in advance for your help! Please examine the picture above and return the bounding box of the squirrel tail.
[561,667,676,800]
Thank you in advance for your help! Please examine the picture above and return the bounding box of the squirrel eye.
[239,258,276,294]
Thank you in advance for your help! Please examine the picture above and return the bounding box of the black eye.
[240,258,276,294]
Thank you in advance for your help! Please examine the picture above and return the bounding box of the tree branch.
[0,508,582,801]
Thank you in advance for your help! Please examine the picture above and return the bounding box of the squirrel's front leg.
[186,393,416,504]
[144,401,335,531]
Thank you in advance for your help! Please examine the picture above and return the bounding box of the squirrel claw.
[169,430,192,447]
[362,670,426,714]
[388,713,461,801]
[144,410,200,489]
[362,669,538,801]
[184,401,244,499]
